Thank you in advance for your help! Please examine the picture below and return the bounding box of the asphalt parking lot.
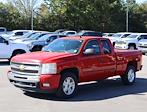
[0,56,147,112]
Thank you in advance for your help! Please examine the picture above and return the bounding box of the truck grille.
[11,62,40,76]
[116,41,125,44]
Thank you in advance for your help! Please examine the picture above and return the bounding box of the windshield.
[126,34,138,38]
[43,39,83,54]
[22,32,32,38]
[28,33,41,39]
[38,35,50,41]
[112,34,122,38]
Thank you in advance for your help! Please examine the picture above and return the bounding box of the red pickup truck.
[8,36,142,98]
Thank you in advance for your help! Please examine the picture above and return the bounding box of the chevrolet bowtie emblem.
[19,65,25,71]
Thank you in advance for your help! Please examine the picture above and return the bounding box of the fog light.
[43,83,50,87]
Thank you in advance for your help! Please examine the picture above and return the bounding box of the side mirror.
[83,48,95,55]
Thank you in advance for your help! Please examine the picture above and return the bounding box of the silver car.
[138,35,147,54]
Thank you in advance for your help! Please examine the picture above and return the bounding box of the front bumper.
[7,71,61,93]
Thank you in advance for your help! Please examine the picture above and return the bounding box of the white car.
[106,32,131,46]
[0,36,30,61]
[62,31,77,36]
[7,30,31,40]
[13,32,51,51]
[138,37,147,54]
[0,27,7,34]
[115,33,147,50]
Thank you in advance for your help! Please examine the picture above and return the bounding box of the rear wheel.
[121,65,136,85]
[129,45,135,50]
[56,72,78,99]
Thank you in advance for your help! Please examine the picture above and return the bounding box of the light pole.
[31,0,34,31]
[126,0,129,32]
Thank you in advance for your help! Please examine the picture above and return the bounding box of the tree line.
[0,0,146,32]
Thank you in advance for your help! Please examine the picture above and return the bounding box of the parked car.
[106,32,131,46]
[62,30,77,36]
[55,29,67,34]
[9,31,33,41]
[30,34,66,51]
[7,30,31,40]
[115,33,147,50]
[0,35,30,61]
[0,27,7,34]
[77,30,103,37]
[13,31,51,42]
[13,32,60,51]
[102,33,114,37]
[8,36,142,98]
[10,31,53,41]
[138,35,147,54]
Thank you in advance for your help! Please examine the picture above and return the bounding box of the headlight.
[41,63,57,74]
[27,43,33,49]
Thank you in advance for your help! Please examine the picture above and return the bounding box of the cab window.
[84,40,100,55]
[139,35,147,40]
[101,39,112,54]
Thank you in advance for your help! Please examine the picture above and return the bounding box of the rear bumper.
[7,71,61,93]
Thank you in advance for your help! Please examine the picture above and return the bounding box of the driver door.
[0,37,10,59]
[80,39,105,82]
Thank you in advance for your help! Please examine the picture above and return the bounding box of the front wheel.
[129,45,135,50]
[56,72,78,99]
[121,65,136,85]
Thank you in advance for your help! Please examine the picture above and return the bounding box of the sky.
[0,0,146,4]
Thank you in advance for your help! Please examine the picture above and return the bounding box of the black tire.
[121,65,136,85]
[56,72,78,99]
[9,50,25,62]
[129,45,135,50]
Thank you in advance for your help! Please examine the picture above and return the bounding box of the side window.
[123,34,130,38]
[50,36,58,42]
[140,35,147,40]
[59,35,66,38]
[84,40,100,55]
[101,39,111,54]
[15,32,24,36]
[67,32,75,35]
[0,37,4,43]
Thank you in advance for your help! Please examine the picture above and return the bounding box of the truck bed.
[115,49,142,72]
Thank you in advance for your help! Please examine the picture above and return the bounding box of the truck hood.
[13,40,36,45]
[139,39,147,44]
[11,51,75,64]
[121,38,137,41]
[109,37,121,42]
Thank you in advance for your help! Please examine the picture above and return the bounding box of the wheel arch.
[60,67,80,82]
[128,43,136,48]
[12,49,26,55]
[127,61,137,71]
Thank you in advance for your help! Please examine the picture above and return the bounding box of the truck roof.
[61,36,104,41]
